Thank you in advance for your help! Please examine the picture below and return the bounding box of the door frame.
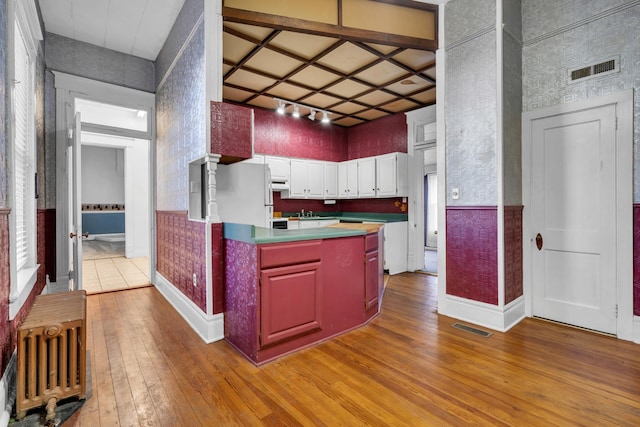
[53,72,156,289]
[522,90,634,341]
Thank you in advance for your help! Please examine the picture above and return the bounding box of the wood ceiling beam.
[222,7,437,51]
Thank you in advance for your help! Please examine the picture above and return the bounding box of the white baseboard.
[0,352,16,427]
[440,295,526,333]
[154,273,224,344]
[633,316,640,344]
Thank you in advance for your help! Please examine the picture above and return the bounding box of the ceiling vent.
[568,56,619,83]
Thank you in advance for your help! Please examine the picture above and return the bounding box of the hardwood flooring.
[65,273,640,426]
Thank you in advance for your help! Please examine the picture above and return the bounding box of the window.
[9,0,42,319]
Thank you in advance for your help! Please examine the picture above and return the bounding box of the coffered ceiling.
[223,0,438,127]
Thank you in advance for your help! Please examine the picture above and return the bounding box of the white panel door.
[69,113,84,290]
[531,104,617,334]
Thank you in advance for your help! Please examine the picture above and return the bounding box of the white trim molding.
[154,273,224,343]
[442,295,525,333]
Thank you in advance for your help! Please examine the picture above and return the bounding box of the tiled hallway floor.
[82,240,150,294]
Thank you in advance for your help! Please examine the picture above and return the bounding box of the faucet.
[308,210,313,217]
[301,209,305,217]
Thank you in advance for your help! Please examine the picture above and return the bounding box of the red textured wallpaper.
[446,207,498,305]
[210,101,253,164]
[504,206,523,304]
[211,222,224,314]
[1,209,47,376]
[156,211,207,312]
[634,204,640,316]
[347,113,408,159]
[0,210,11,374]
[253,108,348,162]
[341,198,407,214]
[45,209,56,280]
[273,192,336,214]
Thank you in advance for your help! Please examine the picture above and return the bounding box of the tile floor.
[422,248,438,275]
[82,240,151,294]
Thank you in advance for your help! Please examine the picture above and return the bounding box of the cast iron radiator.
[16,290,87,423]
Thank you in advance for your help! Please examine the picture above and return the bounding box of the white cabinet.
[324,162,338,198]
[358,153,409,198]
[376,152,408,197]
[357,157,376,197]
[298,219,340,229]
[264,155,290,183]
[338,160,358,198]
[364,221,408,275]
[290,159,324,198]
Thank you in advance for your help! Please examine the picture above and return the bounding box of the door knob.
[70,232,89,239]
[535,233,543,251]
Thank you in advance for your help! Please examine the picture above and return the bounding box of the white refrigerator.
[216,162,273,227]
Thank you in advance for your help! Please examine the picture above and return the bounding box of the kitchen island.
[224,222,383,365]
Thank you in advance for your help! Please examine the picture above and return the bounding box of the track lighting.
[273,98,330,124]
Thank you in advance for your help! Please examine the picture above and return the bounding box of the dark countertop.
[224,222,366,244]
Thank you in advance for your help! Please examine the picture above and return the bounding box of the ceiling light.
[321,111,330,123]
[308,110,316,121]
[276,100,285,115]
[292,105,300,118]
[136,110,147,118]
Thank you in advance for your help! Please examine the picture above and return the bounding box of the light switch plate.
[452,187,460,200]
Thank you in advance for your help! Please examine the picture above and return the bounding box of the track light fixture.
[273,98,331,124]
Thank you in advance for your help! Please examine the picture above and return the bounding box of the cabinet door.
[376,153,398,197]
[289,159,308,198]
[346,160,358,197]
[298,220,320,229]
[338,162,349,198]
[306,161,325,198]
[364,249,379,310]
[261,262,322,347]
[357,157,376,197]
[265,156,290,182]
[324,162,338,198]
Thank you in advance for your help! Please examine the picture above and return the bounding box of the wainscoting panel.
[446,206,498,305]
[156,211,207,312]
[504,206,523,304]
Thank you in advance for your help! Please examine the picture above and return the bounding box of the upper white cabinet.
[324,162,338,198]
[338,160,358,199]
[358,153,408,198]
[261,152,407,200]
[290,159,324,198]
[264,155,290,183]
[357,157,376,198]
[376,152,408,197]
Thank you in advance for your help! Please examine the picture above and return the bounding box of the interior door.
[531,104,617,334]
[69,112,85,290]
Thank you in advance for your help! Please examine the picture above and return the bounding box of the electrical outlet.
[192,273,197,287]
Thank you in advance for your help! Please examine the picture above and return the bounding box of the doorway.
[422,149,438,275]
[523,91,633,339]
[79,134,151,294]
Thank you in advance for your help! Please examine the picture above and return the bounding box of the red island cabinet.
[224,233,377,365]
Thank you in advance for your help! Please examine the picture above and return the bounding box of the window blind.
[14,20,34,272]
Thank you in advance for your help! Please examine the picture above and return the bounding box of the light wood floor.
[65,273,640,426]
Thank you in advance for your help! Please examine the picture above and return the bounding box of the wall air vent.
[568,56,619,84]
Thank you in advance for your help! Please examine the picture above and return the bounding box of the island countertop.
[223,222,366,244]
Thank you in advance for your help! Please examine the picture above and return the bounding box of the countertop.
[224,222,366,244]
[327,223,384,233]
